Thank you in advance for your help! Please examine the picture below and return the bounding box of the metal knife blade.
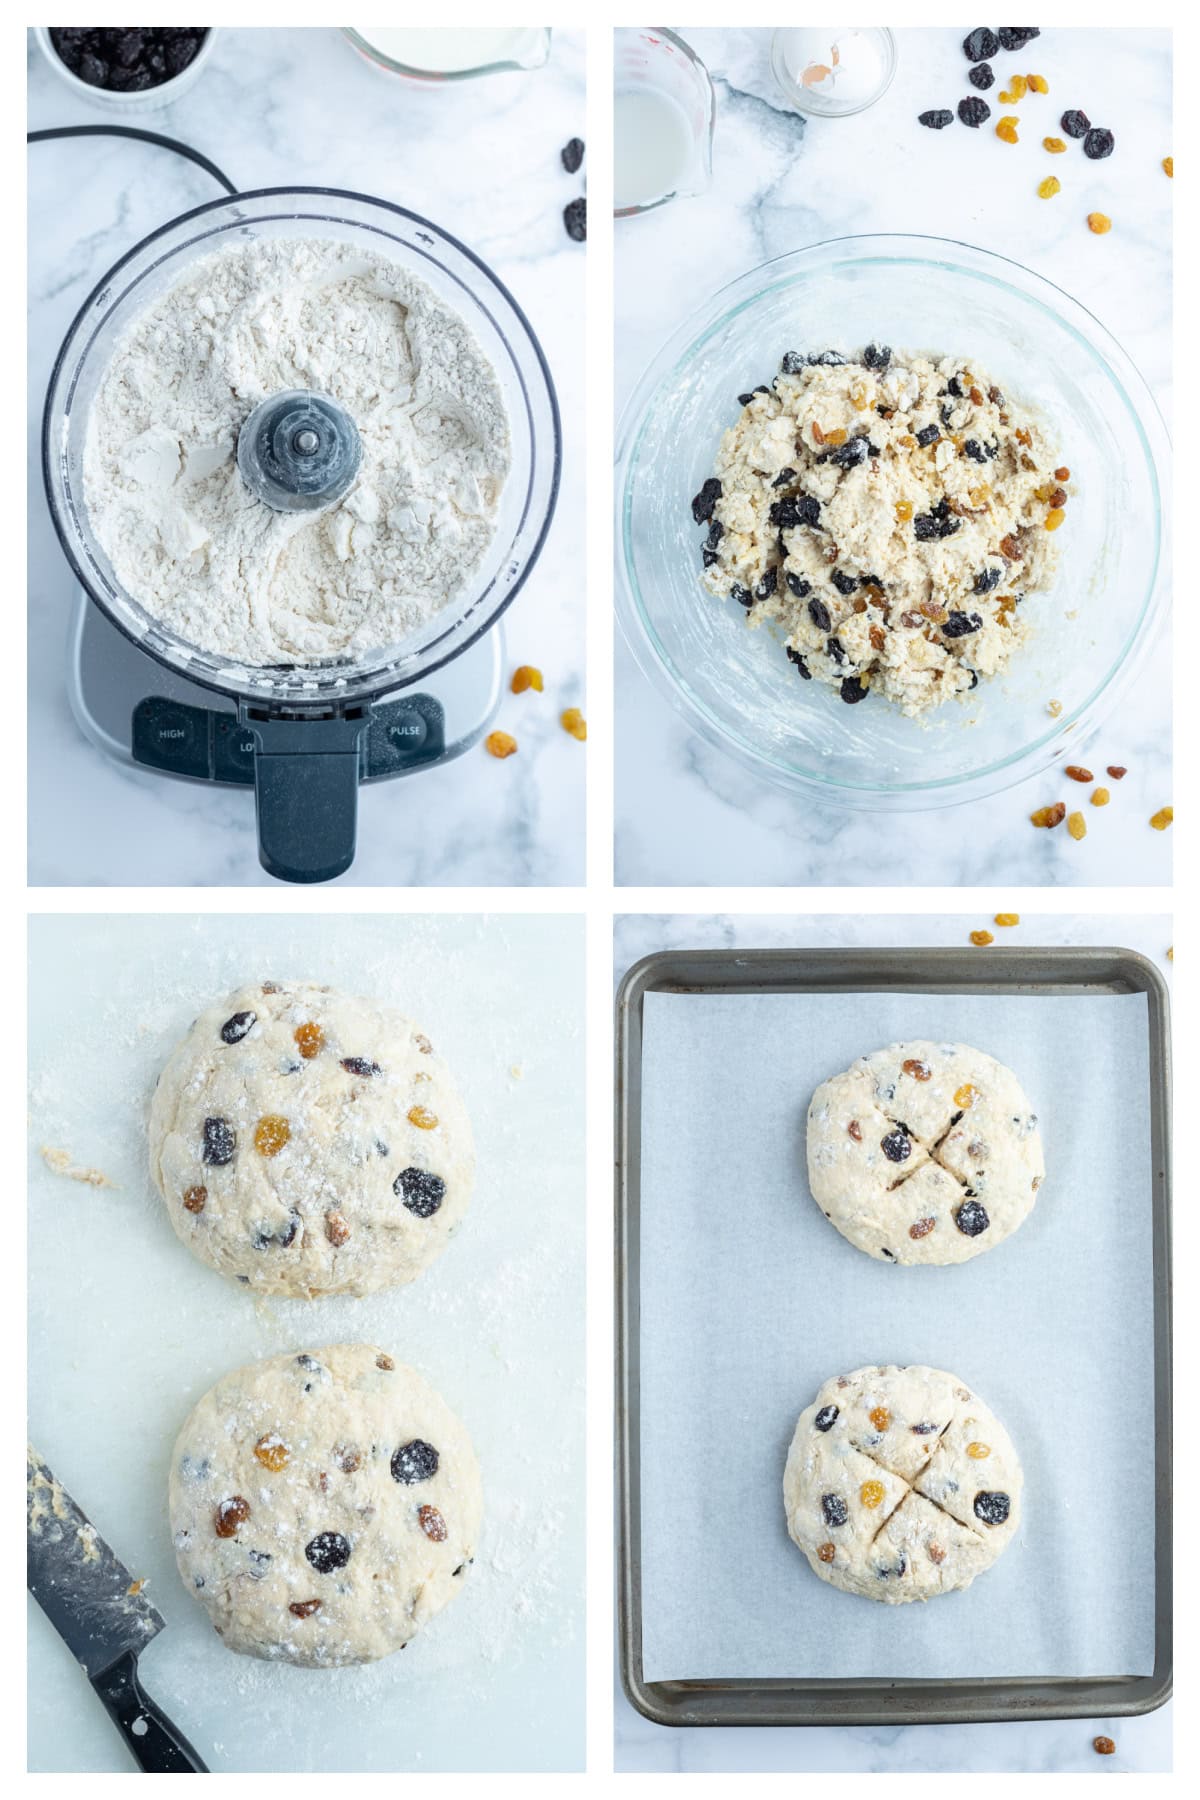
[27,1444,165,1680]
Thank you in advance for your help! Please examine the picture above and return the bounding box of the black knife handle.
[91,1650,208,1773]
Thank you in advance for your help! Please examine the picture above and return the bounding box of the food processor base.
[66,589,505,787]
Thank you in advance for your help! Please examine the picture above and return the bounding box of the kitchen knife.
[27,1445,208,1773]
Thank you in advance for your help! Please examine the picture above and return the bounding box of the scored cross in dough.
[806,1040,1044,1265]
[783,1364,1022,1603]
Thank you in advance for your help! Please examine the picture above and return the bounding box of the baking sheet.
[638,988,1156,1684]
[27,914,584,1774]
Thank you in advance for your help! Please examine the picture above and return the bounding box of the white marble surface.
[613,908,1172,1774]
[27,26,585,887]
[615,27,1173,888]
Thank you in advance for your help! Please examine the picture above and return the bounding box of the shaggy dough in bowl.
[783,1364,1022,1603]
[692,345,1069,717]
[806,1040,1044,1265]
[169,1344,482,1665]
[149,979,474,1297]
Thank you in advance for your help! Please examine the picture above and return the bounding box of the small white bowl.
[34,26,217,113]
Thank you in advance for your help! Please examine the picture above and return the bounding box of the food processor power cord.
[27,124,236,196]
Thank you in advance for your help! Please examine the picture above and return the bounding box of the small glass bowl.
[770,27,896,119]
[615,235,1170,811]
[34,26,217,113]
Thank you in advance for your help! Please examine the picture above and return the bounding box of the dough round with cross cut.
[806,1040,1043,1265]
[148,980,474,1298]
[783,1363,1022,1603]
[169,1343,483,1665]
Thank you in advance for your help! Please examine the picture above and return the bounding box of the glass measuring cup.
[343,28,551,83]
[614,27,715,218]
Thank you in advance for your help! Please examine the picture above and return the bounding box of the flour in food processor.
[83,237,511,667]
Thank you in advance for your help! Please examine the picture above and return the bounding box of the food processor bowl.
[615,235,1169,810]
[43,187,560,878]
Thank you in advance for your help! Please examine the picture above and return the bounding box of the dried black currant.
[1083,127,1115,160]
[691,477,721,524]
[560,137,584,174]
[305,1531,352,1573]
[955,1198,991,1236]
[391,1439,439,1484]
[915,423,941,448]
[730,584,755,609]
[830,434,872,469]
[786,646,812,679]
[814,1405,839,1432]
[202,1117,236,1166]
[974,566,1002,594]
[755,566,779,600]
[769,493,821,529]
[785,572,811,599]
[918,109,955,129]
[808,350,846,366]
[973,1490,1011,1525]
[968,62,994,90]
[563,198,586,242]
[911,1421,939,1435]
[962,27,1000,61]
[943,611,983,637]
[881,1127,912,1162]
[1061,108,1091,139]
[771,467,797,489]
[780,351,807,374]
[862,343,891,371]
[341,1057,382,1077]
[914,510,961,541]
[826,636,847,665]
[807,596,832,632]
[394,1167,447,1218]
[220,1011,256,1045]
[875,1554,907,1578]
[821,1494,849,1527]
[831,569,858,596]
[963,438,989,464]
[997,27,1040,51]
[947,375,965,398]
[840,677,869,704]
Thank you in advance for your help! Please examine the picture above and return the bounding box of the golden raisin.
[970,930,994,947]
[376,1353,395,1370]
[1038,176,1061,199]
[824,428,848,447]
[817,1541,836,1564]
[1163,157,1173,178]
[294,1021,324,1060]
[995,115,1019,144]
[994,913,1020,927]
[1087,212,1112,234]
[1031,802,1067,828]
[848,1119,863,1142]
[407,1105,438,1130]
[1027,73,1048,93]
[1044,508,1065,531]
[928,1543,946,1565]
[969,386,984,406]
[860,1480,885,1510]
[414,1033,433,1053]
[1067,811,1087,841]
[215,1496,250,1538]
[1091,787,1110,808]
[254,1434,289,1472]
[419,1504,448,1542]
[1054,466,1071,482]
[869,1406,891,1432]
[895,499,913,523]
[325,1210,351,1246]
[485,730,518,759]
[510,665,543,694]
[560,708,587,741]
[1000,75,1027,102]
[1106,765,1126,780]
[1047,699,1063,718]
[1094,1738,1116,1756]
[1150,806,1173,831]
[954,1084,980,1110]
[902,1058,932,1081]
[1043,135,1066,153]
[254,1115,290,1158]
[967,1441,991,1460]
[999,532,1023,559]
[811,421,825,444]
[909,1217,936,1240]
[183,1185,207,1214]
[869,624,886,653]
[1065,765,1093,783]
[332,1444,362,1473]
[290,1600,322,1619]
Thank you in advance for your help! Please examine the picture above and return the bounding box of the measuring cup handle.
[248,716,366,885]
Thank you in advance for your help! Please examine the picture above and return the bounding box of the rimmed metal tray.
[616,946,1171,1727]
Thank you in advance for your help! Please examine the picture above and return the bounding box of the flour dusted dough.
[148,980,473,1298]
[807,1040,1043,1265]
[783,1364,1022,1603]
[84,236,511,666]
[693,346,1068,716]
[169,1344,482,1665]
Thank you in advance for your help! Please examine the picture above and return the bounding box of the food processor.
[42,184,560,883]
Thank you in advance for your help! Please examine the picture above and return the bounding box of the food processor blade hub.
[236,388,362,513]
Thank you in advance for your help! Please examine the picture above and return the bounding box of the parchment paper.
[637,987,1157,1683]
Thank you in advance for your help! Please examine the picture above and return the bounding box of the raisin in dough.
[807,1041,1043,1265]
[169,1344,482,1666]
[693,348,1068,717]
[783,1364,1022,1604]
[148,981,473,1298]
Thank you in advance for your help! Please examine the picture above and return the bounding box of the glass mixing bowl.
[44,187,560,711]
[616,235,1170,808]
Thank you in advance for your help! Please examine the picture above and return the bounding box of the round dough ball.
[783,1364,1022,1604]
[806,1040,1044,1265]
[149,980,474,1298]
[169,1344,482,1666]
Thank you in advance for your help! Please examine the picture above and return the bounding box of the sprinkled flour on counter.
[83,237,511,667]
